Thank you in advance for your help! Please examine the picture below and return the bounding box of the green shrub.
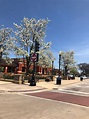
[3,74,14,79]
[0,66,4,72]
[35,75,46,79]
[24,75,31,80]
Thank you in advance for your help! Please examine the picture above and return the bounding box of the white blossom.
[0,26,13,59]
[61,51,76,70]
[13,17,54,68]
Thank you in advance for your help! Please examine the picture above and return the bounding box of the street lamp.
[65,64,68,80]
[59,51,62,75]
[56,51,62,85]
[52,60,54,81]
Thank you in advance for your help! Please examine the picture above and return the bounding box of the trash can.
[56,76,61,85]
[80,76,83,81]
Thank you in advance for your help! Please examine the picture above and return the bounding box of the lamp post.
[56,51,62,85]
[65,64,67,80]
[59,51,62,75]
[52,60,54,81]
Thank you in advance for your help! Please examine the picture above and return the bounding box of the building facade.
[0,58,52,75]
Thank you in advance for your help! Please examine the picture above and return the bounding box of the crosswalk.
[52,80,89,97]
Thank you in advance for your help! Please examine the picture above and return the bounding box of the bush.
[3,73,14,79]
[45,76,53,82]
[0,67,4,72]
[23,75,31,80]
[36,76,45,79]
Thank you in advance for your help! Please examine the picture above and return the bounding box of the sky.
[0,0,89,68]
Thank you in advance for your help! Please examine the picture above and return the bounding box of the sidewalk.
[0,77,81,93]
[37,77,80,90]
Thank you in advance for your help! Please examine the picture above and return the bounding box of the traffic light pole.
[30,61,36,86]
[30,40,39,86]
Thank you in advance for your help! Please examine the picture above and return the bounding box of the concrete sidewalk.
[37,77,81,90]
[0,77,81,93]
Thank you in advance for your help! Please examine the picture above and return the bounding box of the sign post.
[30,40,39,86]
[30,53,38,86]
[31,53,37,62]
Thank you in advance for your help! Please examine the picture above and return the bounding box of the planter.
[14,74,23,84]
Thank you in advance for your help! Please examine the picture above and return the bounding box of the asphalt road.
[0,79,89,119]
[0,93,89,119]
[26,78,89,108]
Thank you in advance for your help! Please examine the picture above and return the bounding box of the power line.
[51,46,59,53]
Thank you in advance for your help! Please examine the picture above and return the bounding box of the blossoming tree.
[13,17,54,74]
[0,26,13,63]
[60,51,76,78]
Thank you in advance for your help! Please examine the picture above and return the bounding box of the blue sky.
[0,0,89,68]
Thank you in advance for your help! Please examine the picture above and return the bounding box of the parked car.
[81,75,87,79]
[68,74,75,80]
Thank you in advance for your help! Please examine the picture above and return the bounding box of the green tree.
[69,67,79,76]
[78,63,89,76]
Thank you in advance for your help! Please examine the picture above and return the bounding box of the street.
[0,93,89,119]
[0,78,89,119]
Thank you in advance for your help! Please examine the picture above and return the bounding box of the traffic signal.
[35,41,39,52]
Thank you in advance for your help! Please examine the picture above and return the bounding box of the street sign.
[31,53,37,62]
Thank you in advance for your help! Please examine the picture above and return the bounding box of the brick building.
[0,58,52,75]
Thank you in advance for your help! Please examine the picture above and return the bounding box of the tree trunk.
[0,52,2,63]
[26,56,30,75]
